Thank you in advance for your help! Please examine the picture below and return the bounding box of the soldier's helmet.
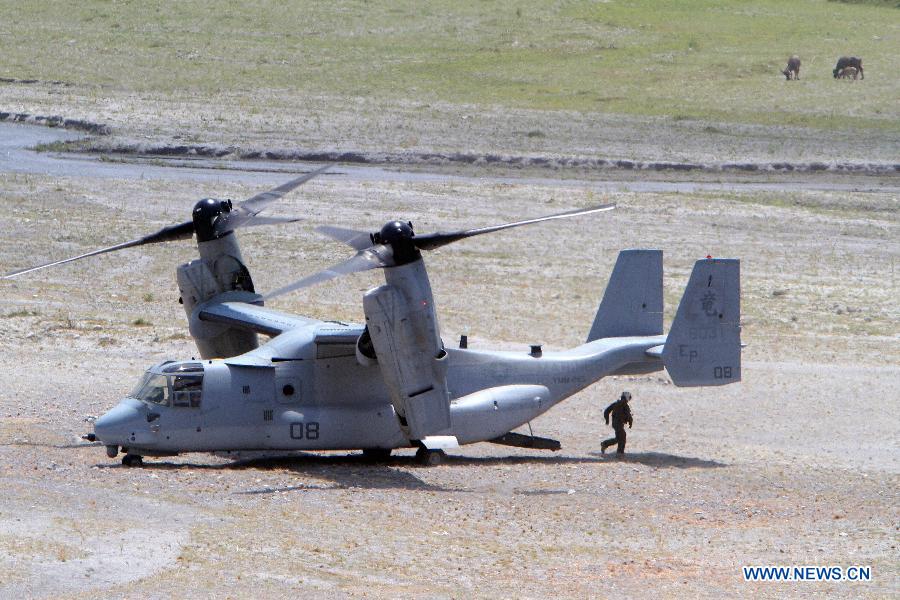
[621,391,632,402]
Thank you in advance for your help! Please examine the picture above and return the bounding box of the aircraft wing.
[198,301,321,337]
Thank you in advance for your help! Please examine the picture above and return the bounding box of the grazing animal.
[833,56,864,79]
[838,66,859,80]
[782,55,801,80]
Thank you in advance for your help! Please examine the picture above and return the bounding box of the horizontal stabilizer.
[645,344,664,358]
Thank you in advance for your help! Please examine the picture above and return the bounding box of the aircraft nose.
[94,401,141,443]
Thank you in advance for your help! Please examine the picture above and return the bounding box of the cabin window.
[172,375,203,408]
[276,377,303,405]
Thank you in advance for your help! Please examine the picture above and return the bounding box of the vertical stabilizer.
[587,249,663,341]
[662,258,741,386]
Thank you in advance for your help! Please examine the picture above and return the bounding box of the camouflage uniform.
[601,392,633,455]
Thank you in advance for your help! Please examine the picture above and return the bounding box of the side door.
[200,362,275,450]
[170,373,204,446]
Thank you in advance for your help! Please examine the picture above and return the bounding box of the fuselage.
[93,320,665,456]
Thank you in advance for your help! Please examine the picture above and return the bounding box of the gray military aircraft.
[5,168,741,466]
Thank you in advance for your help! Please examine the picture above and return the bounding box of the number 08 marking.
[713,366,733,379]
[290,422,320,440]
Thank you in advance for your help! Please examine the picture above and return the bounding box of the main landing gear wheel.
[415,447,446,466]
[361,448,392,462]
[122,454,143,467]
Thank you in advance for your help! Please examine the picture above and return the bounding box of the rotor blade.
[2,220,194,279]
[412,203,616,251]
[265,244,393,300]
[231,215,302,228]
[215,164,332,235]
[316,225,373,251]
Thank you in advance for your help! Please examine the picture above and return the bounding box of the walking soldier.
[601,391,633,455]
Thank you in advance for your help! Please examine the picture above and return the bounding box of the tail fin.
[662,258,741,386]
[587,249,663,341]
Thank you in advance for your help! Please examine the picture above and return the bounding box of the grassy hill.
[1,1,897,134]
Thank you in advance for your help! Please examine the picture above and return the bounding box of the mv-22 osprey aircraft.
[4,166,741,466]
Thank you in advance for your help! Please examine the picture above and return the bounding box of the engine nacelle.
[177,234,259,359]
[355,326,377,367]
[363,270,451,440]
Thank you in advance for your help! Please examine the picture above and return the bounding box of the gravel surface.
[2,83,898,167]
[0,124,897,598]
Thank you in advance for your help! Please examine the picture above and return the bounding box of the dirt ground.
[0,123,898,598]
[3,81,899,168]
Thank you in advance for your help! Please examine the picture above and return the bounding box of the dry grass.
[1,1,898,172]
[2,1,898,131]
[1,172,897,360]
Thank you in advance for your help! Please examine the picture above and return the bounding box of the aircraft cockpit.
[130,361,204,408]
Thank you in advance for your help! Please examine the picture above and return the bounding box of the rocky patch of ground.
[0,127,897,598]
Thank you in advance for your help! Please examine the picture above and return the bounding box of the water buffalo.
[782,55,801,80]
[833,56,863,79]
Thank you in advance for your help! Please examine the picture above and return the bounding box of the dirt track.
[0,123,897,598]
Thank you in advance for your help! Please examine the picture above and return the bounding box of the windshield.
[130,362,204,408]
[130,373,171,406]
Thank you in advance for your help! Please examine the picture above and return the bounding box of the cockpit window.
[131,362,204,408]
[131,373,171,406]
[162,361,203,374]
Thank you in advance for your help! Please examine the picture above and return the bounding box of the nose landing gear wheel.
[415,447,446,466]
[122,454,143,467]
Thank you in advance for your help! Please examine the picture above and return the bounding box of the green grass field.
[2,0,897,133]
